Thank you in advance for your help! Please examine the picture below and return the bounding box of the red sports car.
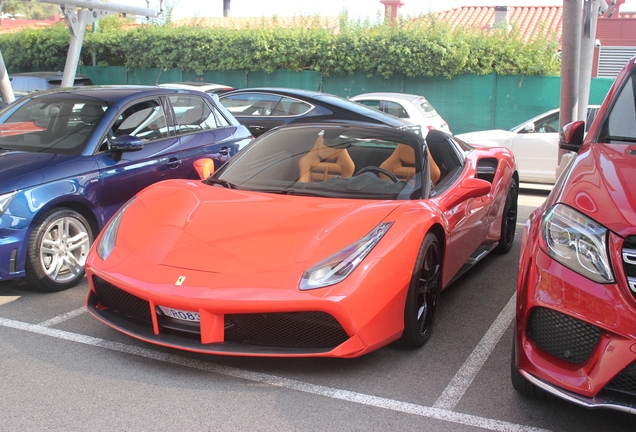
[85,123,518,357]
[512,57,636,413]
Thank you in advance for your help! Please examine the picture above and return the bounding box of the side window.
[601,74,636,141]
[380,101,409,119]
[169,95,225,133]
[270,97,311,116]
[536,113,560,133]
[111,99,169,143]
[219,93,282,117]
[358,100,381,110]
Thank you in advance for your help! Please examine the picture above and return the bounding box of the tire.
[25,208,93,292]
[398,232,442,348]
[495,179,518,254]
[510,336,555,400]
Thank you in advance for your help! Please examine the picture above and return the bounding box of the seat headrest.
[80,104,103,124]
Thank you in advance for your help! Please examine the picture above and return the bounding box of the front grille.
[605,362,636,397]
[622,236,636,297]
[225,312,349,349]
[90,277,349,351]
[527,307,601,364]
[92,275,152,323]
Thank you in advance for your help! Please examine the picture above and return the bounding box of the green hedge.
[0,15,561,78]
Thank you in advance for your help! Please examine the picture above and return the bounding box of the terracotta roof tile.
[433,6,563,43]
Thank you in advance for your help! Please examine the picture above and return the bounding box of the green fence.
[78,66,615,135]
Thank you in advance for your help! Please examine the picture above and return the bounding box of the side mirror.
[194,158,215,179]
[523,122,535,133]
[110,135,143,153]
[559,120,585,153]
[441,177,492,210]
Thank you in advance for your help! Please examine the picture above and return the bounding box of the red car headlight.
[540,204,614,283]
[96,196,137,261]
[299,222,393,290]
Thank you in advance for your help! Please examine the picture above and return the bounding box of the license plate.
[159,306,200,322]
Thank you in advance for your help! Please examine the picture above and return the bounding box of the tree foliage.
[0,14,561,77]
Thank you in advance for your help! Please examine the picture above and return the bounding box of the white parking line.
[0,315,546,432]
[37,307,86,327]
[434,294,516,411]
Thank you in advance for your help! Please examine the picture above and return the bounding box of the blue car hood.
[0,150,96,192]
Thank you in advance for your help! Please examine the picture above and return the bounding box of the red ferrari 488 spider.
[86,123,518,357]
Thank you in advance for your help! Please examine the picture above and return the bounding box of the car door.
[168,94,245,175]
[510,111,560,183]
[95,96,185,223]
[219,92,280,137]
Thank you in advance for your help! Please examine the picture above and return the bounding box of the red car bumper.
[515,216,636,413]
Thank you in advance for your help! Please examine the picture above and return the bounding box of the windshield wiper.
[203,178,238,189]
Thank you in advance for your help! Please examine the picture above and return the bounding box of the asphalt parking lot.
[0,188,633,431]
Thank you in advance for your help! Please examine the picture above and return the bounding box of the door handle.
[167,158,182,169]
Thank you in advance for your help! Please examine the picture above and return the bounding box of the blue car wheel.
[25,208,93,292]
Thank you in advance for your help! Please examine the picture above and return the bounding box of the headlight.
[541,204,614,283]
[0,191,17,217]
[299,222,393,290]
[96,197,136,261]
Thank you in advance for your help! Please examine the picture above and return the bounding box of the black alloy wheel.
[496,179,518,254]
[399,232,442,347]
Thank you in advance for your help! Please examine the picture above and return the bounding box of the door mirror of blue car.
[109,135,144,152]
[109,135,144,161]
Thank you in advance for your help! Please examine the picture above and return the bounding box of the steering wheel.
[355,166,399,183]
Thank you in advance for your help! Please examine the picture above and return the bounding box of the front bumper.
[520,369,636,414]
[516,230,636,411]
[85,254,408,358]
[0,227,27,281]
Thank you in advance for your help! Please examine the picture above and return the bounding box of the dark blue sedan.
[0,86,252,291]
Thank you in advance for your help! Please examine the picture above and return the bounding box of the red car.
[85,123,518,357]
[513,57,636,413]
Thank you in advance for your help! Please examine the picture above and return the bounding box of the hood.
[118,180,400,276]
[0,150,92,191]
[456,129,512,145]
[557,143,636,237]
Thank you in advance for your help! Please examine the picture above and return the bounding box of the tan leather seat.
[298,135,355,182]
[380,144,441,185]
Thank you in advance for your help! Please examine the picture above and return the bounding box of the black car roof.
[221,87,411,128]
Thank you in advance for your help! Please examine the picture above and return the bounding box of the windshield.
[0,96,109,154]
[215,125,425,200]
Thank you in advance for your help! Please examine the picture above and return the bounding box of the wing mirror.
[441,177,492,210]
[523,122,535,133]
[109,135,143,161]
[110,135,143,152]
[194,158,215,179]
[559,120,585,153]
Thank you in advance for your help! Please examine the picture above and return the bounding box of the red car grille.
[225,312,349,349]
[527,307,601,364]
[91,276,349,350]
[605,362,636,397]
[622,236,636,298]
[92,275,152,323]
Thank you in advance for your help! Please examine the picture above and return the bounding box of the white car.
[350,92,451,134]
[456,106,600,186]
[158,82,234,95]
